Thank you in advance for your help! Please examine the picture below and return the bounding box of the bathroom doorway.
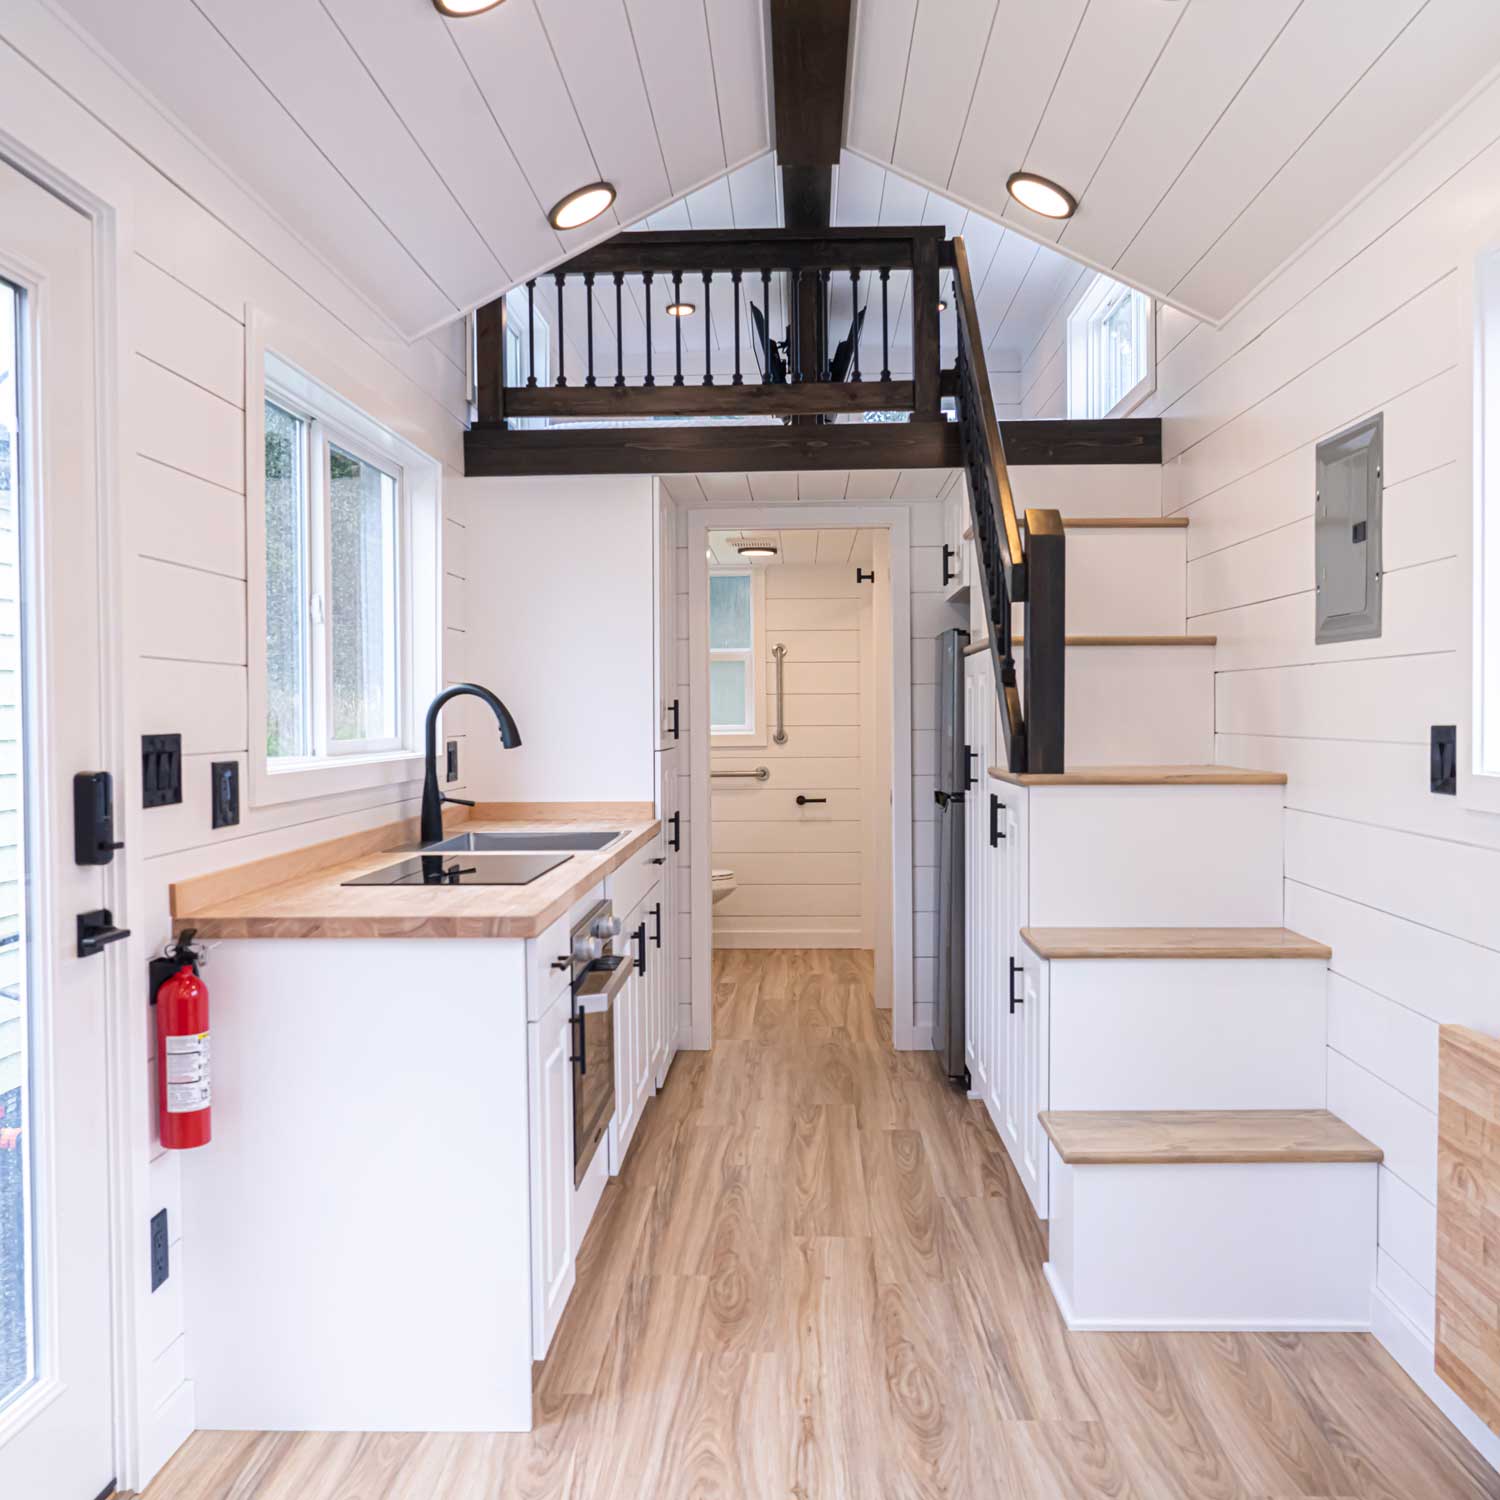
[686,506,915,1052]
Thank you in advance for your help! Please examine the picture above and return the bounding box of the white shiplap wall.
[1,6,468,1485]
[710,557,871,949]
[1018,69,1500,1464]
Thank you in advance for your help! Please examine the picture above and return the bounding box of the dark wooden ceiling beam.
[769,0,853,230]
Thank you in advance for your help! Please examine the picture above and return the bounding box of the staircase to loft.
[464,224,1098,778]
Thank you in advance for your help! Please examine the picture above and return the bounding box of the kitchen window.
[249,337,441,808]
[1067,274,1154,419]
[709,568,767,746]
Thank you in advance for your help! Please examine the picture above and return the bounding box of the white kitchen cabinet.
[654,480,681,751]
[611,875,660,1173]
[654,745,679,1086]
[943,486,972,601]
[528,982,576,1359]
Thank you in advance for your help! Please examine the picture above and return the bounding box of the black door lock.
[73,772,125,865]
[77,909,131,959]
[796,795,827,805]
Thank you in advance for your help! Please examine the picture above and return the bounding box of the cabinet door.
[654,748,677,1085]
[654,486,680,751]
[611,940,640,1172]
[528,988,576,1358]
[1017,947,1050,1218]
[962,660,985,1097]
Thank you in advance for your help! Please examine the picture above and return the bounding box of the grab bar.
[772,642,788,745]
[712,766,770,781]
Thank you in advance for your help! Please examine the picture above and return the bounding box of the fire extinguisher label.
[164,1032,211,1112]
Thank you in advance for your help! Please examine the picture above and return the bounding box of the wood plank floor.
[140,949,1499,1499]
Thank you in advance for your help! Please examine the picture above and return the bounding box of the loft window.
[1067,274,1154,419]
[709,568,767,745]
[503,287,549,429]
[249,340,442,808]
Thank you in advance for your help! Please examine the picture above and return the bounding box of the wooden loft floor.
[138,950,1495,1500]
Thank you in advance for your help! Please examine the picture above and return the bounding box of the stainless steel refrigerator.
[933,627,970,1081]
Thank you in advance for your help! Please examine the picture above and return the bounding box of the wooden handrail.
[950,235,1066,775]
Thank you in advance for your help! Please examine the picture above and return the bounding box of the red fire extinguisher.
[154,935,211,1150]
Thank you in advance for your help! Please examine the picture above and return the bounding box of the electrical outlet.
[446,739,459,783]
[150,1209,170,1292]
[142,734,182,808]
[1431,725,1457,795]
[211,760,240,828]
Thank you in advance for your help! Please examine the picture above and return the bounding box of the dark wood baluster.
[790,270,801,383]
[820,267,831,380]
[702,271,713,386]
[555,271,567,387]
[584,271,596,388]
[879,267,891,382]
[643,271,655,388]
[672,271,684,386]
[732,269,743,385]
[613,272,624,388]
[526,279,537,388]
[850,270,861,380]
[761,268,772,383]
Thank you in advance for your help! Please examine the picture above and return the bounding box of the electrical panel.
[1315,415,1383,644]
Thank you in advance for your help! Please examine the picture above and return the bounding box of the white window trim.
[1066,273,1156,420]
[1462,223,1500,817]
[709,566,767,749]
[246,309,442,809]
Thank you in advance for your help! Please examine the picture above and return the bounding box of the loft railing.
[951,238,1065,775]
[472,226,1064,773]
[476,227,944,425]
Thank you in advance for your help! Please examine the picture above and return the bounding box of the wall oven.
[569,899,625,1185]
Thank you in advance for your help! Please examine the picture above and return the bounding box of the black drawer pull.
[633,922,647,976]
[668,811,681,852]
[964,745,977,790]
[652,902,662,948]
[1009,957,1023,1014]
[989,793,1006,847]
[796,795,827,806]
[668,698,680,739]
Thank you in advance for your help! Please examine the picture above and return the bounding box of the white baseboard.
[1371,1286,1500,1476]
[1042,1263,1371,1333]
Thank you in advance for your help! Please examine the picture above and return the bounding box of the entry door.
[0,162,117,1499]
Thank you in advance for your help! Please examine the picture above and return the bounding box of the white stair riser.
[1010,528,1187,637]
[1046,1153,1377,1330]
[1017,645,1214,765]
[1048,958,1327,1111]
[1029,784,1286,927]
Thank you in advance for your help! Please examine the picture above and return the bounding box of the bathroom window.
[250,340,442,808]
[1067,274,1154,419]
[710,568,767,747]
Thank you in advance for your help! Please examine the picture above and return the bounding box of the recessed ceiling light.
[666,301,696,318]
[937,300,948,312]
[433,0,506,15]
[547,181,616,231]
[1006,171,1077,220]
[735,538,778,558]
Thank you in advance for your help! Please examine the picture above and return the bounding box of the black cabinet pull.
[668,811,681,852]
[796,795,827,806]
[652,902,662,948]
[942,543,956,586]
[668,698,680,740]
[633,922,647,976]
[77,909,131,959]
[989,793,1006,847]
[964,745,977,790]
[1009,957,1023,1014]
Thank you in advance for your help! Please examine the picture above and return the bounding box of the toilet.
[711,869,737,906]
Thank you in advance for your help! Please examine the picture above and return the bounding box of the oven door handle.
[574,955,631,1015]
[569,1010,587,1074]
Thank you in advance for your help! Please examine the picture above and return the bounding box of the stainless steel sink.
[422,829,624,854]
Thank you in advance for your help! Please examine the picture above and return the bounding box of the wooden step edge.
[961,516,1187,540]
[963,634,1215,656]
[1020,926,1332,960]
[988,764,1288,787]
[1039,1109,1383,1167]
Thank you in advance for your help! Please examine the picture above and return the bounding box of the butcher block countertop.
[170,801,660,941]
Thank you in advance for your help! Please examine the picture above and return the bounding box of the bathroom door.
[0,160,118,1500]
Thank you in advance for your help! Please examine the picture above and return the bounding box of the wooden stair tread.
[1040,1110,1383,1166]
[961,515,1187,540]
[988,764,1288,787]
[1021,926,1331,960]
[964,634,1215,655]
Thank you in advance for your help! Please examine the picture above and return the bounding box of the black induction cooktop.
[343,852,574,888]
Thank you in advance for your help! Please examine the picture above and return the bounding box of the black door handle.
[942,543,956,586]
[77,909,131,959]
[1009,957,1023,1014]
[668,698,680,740]
[796,795,827,806]
[652,902,662,948]
[633,922,647,975]
[668,811,681,852]
[989,793,1006,848]
[965,746,977,791]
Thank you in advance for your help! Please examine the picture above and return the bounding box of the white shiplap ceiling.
[707,527,878,565]
[665,470,960,505]
[848,0,1500,323]
[51,0,770,338]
